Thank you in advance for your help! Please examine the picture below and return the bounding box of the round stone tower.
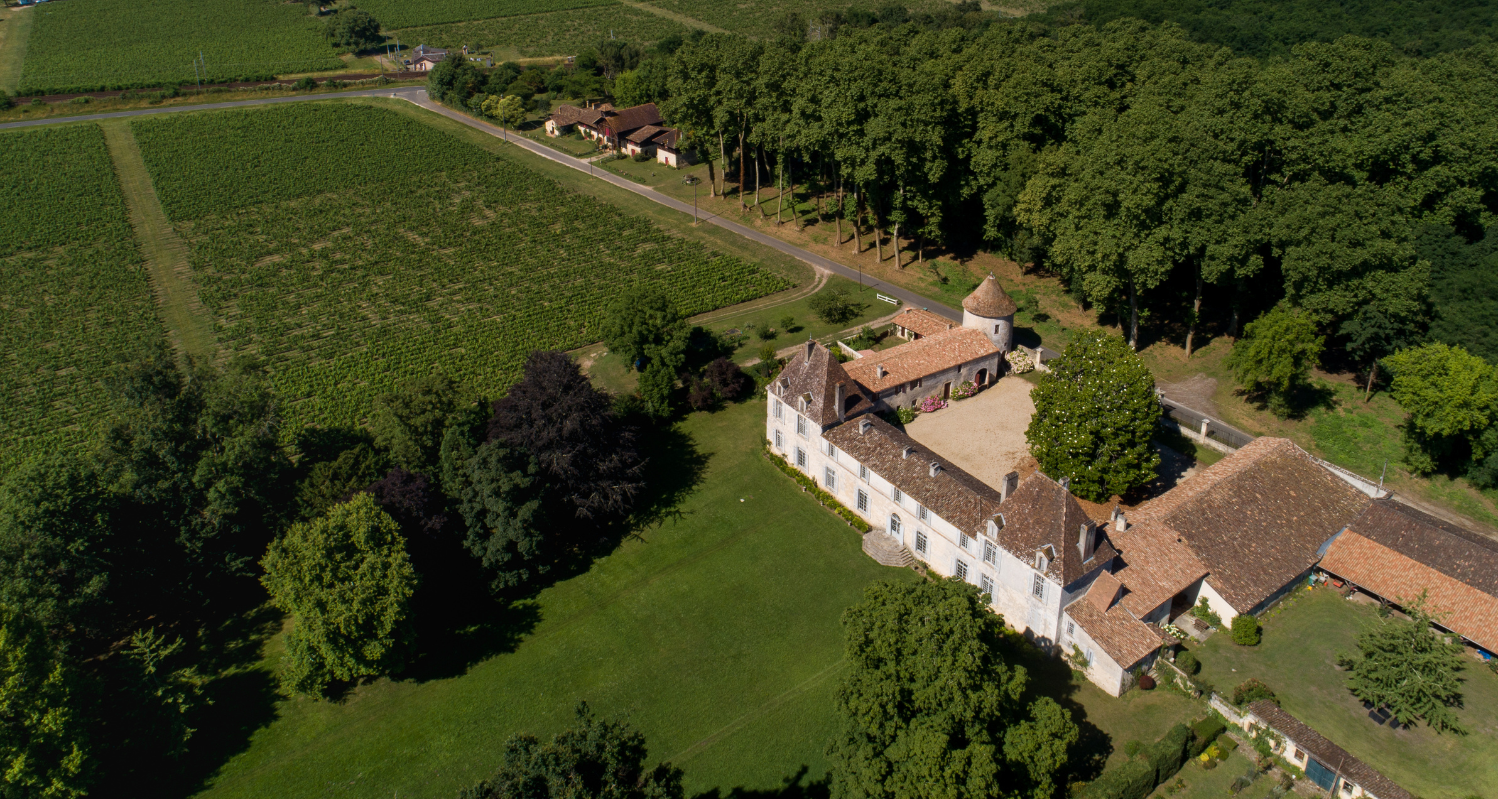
[962,273,1017,354]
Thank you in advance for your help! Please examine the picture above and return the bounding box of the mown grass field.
[18,0,341,94]
[185,399,919,799]
[127,100,790,433]
[394,4,688,58]
[0,123,163,470]
[362,0,614,30]
[1193,587,1498,799]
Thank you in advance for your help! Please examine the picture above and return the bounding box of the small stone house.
[407,45,448,71]
[1238,701,1414,799]
[890,308,955,341]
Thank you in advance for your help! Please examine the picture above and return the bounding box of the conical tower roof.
[962,273,1017,317]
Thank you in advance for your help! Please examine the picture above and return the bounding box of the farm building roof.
[1319,500,1498,651]
[962,273,1017,318]
[1246,701,1414,799]
[842,327,998,395]
[891,308,956,338]
[770,341,872,428]
[551,105,607,128]
[996,473,1116,586]
[601,103,664,138]
[1130,437,1370,613]
[822,415,1003,539]
[1105,516,1209,619]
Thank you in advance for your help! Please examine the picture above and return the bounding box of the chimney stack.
[929,461,941,478]
[859,418,873,434]
[999,471,1019,503]
[1059,476,1071,491]
[834,382,846,422]
[805,340,816,360]
[902,446,916,459]
[876,364,887,379]
[1114,511,1128,533]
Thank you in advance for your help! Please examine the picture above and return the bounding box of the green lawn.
[186,400,918,799]
[1191,587,1498,799]
[699,276,895,363]
[1153,748,1278,799]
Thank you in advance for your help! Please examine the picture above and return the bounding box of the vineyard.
[129,103,790,432]
[0,125,164,469]
[395,5,687,57]
[634,0,853,37]
[17,0,342,95]
[365,0,615,31]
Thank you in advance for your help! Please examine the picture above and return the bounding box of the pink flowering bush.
[952,381,978,400]
[917,395,948,413]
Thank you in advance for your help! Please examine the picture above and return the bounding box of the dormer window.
[1035,552,1049,572]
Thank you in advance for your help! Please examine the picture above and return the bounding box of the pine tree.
[1337,593,1467,733]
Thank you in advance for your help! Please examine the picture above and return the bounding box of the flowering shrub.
[1006,349,1034,373]
[895,406,917,424]
[952,380,978,400]
[1162,623,1187,640]
[917,395,948,413]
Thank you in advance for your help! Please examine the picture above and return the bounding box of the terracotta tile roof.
[770,341,873,428]
[626,124,666,144]
[997,474,1117,586]
[600,103,664,138]
[843,327,999,395]
[1320,530,1498,652]
[1246,701,1414,799]
[891,308,956,338]
[551,104,606,128]
[1132,438,1370,612]
[1088,571,1123,611]
[1065,591,1164,669]
[962,273,1017,317]
[1106,520,1209,619]
[823,415,1003,538]
[1343,499,1498,593]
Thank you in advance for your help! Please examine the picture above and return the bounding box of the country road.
[0,86,963,323]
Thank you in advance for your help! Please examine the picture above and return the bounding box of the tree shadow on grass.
[997,634,1112,784]
[625,421,711,534]
[403,591,543,683]
[691,766,831,799]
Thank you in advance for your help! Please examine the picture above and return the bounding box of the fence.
[1158,397,1256,453]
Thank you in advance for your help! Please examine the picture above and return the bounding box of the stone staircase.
[862,531,914,568]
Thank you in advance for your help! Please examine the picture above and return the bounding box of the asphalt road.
[1,86,962,321]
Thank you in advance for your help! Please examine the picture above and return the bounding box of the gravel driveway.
[903,376,1035,491]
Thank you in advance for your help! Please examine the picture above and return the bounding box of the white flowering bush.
[1006,349,1034,374]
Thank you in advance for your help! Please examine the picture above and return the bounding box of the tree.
[487,351,643,520]
[1340,305,1413,399]
[1225,305,1324,418]
[260,494,417,696]
[0,606,89,798]
[1230,614,1260,646]
[829,578,1078,799]
[369,373,470,475]
[613,58,670,107]
[1024,330,1161,502]
[444,437,549,591]
[600,286,685,370]
[295,442,385,521]
[107,628,209,764]
[461,703,683,799]
[701,357,749,402]
[0,454,113,639]
[322,9,381,52]
[481,94,526,136]
[1337,593,1467,733]
[809,286,861,325]
[427,57,484,105]
[100,356,290,603]
[1382,343,1498,475]
[596,39,644,79]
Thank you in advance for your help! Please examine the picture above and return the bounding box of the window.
[979,573,994,599]
[795,448,806,468]
[824,467,837,491]
[889,515,902,535]
[857,490,868,512]
[915,531,928,553]
[796,415,807,437]
[914,378,922,388]
[994,324,1000,334]
[955,560,969,581]
[1294,750,1306,763]
[825,441,836,458]
[1066,621,1075,637]
[959,533,970,550]
[1031,573,1045,599]
[892,487,903,504]
[773,399,783,419]
[774,430,783,450]
[983,541,997,565]
[1341,782,1353,796]
[859,465,869,482]
[918,504,929,522]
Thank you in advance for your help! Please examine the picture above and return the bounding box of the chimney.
[859,418,873,434]
[902,446,916,459]
[1059,476,1071,491]
[1079,523,1094,560]
[929,461,942,478]
[1114,511,1128,533]
[805,340,816,360]
[835,382,846,422]
[999,471,1019,503]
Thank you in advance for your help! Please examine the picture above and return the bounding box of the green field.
[127,101,790,432]
[394,4,688,57]
[18,0,341,94]
[633,0,848,37]
[0,124,164,469]
[1193,587,1498,799]
[185,399,918,798]
[363,0,614,30]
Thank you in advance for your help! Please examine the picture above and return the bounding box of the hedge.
[1083,719,1223,799]
[764,445,872,533]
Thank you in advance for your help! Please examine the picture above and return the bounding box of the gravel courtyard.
[903,376,1035,491]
